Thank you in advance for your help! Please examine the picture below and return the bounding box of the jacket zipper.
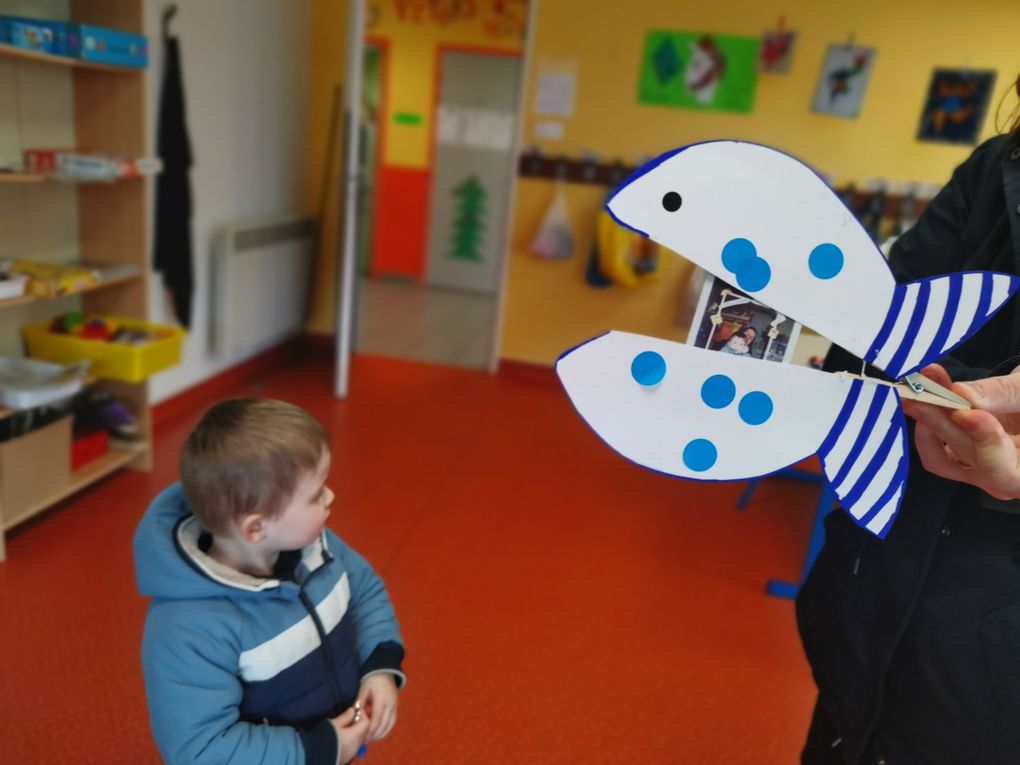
[299,587,345,714]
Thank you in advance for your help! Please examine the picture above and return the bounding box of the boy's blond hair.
[180,398,329,535]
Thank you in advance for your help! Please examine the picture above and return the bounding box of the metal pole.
[334,0,365,398]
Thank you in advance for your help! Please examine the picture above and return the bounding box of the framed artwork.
[759,27,796,73]
[812,44,876,118]
[917,68,997,145]
[639,30,759,113]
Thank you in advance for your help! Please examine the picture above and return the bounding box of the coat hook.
[609,158,625,186]
[579,150,600,183]
[162,4,178,38]
[555,154,569,181]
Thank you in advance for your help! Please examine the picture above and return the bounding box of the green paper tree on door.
[448,176,487,262]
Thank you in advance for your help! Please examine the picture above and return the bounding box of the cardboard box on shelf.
[0,416,71,526]
[24,149,161,180]
[0,16,69,55]
[66,23,147,68]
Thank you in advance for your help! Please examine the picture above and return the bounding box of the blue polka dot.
[701,374,736,409]
[631,351,666,387]
[735,257,772,292]
[809,243,844,280]
[721,238,757,273]
[683,438,718,472]
[739,391,774,425]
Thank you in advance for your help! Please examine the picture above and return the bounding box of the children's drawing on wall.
[383,0,526,39]
[687,276,801,364]
[685,37,726,103]
[486,0,528,39]
[759,20,795,73]
[917,68,996,145]
[811,43,876,118]
[639,30,758,113]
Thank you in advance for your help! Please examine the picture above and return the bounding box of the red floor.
[0,353,820,763]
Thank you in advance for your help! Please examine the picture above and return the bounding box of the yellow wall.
[303,0,347,335]
[499,0,1020,365]
[305,0,524,333]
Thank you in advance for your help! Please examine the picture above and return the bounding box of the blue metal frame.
[737,468,837,599]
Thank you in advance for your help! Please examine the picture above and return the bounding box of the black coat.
[797,134,1020,765]
[154,35,194,329]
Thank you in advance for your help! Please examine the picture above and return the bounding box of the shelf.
[0,173,144,184]
[0,43,142,73]
[0,0,149,561]
[3,443,147,530]
[0,173,45,183]
[0,272,141,311]
[0,373,99,421]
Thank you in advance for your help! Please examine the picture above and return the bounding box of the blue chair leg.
[765,483,837,599]
[738,467,823,512]
[736,478,760,510]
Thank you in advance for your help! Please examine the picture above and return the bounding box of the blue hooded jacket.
[134,484,405,765]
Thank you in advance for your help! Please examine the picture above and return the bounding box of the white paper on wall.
[437,105,464,145]
[440,106,516,151]
[535,66,576,117]
[533,120,564,140]
[462,109,516,151]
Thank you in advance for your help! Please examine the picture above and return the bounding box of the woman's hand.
[901,364,1020,500]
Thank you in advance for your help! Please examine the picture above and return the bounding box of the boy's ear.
[239,513,267,544]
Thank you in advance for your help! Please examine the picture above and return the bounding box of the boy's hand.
[330,704,370,763]
[358,673,399,743]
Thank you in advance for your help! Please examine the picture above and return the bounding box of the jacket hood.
[134,483,328,601]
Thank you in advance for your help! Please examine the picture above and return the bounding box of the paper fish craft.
[558,141,1020,538]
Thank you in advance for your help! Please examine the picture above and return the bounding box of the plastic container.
[0,272,27,301]
[22,317,182,383]
[0,357,85,409]
[71,428,109,470]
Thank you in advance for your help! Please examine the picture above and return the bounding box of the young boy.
[134,398,405,765]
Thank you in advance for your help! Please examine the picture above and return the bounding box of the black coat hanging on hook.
[153,4,194,329]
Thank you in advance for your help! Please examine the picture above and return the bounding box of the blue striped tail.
[865,271,1020,379]
[817,379,908,538]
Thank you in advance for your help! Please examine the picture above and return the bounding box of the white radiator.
[211,214,316,357]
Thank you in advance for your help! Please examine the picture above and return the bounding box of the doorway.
[336,1,531,395]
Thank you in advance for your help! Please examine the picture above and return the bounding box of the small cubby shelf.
[0,1,152,561]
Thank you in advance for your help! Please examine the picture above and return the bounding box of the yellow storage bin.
[23,317,183,382]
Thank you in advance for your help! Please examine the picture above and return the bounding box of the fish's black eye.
[662,191,682,212]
